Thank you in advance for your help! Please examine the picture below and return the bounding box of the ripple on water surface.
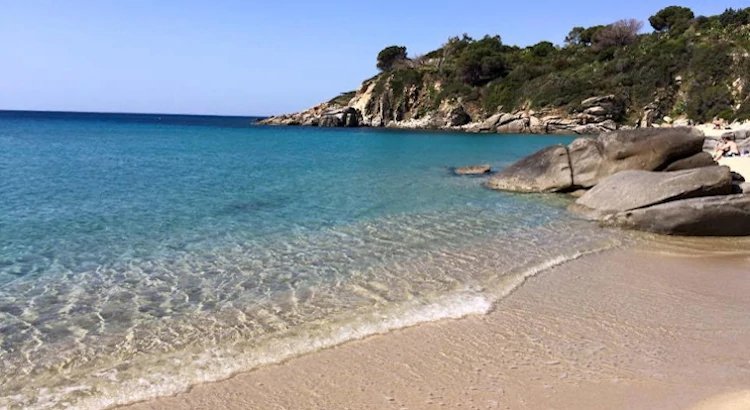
[0,208,625,409]
[0,116,623,409]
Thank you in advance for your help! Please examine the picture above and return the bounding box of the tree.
[649,6,695,33]
[377,46,408,72]
[579,25,605,46]
[718,8,750,27]
[564,27,585,46]
[593,19,643,50]
[531,41,556,57]
[454,35,507,86]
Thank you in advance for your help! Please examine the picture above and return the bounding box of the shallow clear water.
[0,112,625,409]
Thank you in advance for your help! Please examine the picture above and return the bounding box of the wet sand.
[121,247,750,410]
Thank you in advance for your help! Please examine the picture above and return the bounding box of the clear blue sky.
[1,0,744,116]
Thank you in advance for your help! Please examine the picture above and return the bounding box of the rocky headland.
[259,6,750,137]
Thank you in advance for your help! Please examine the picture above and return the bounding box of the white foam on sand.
[46,249,607,410]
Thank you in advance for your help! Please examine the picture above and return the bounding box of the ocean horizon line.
[0,108,268,119]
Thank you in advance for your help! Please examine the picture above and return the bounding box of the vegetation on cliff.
[361,6,750,126]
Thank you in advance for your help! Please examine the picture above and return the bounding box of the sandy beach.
[120,241,750,410]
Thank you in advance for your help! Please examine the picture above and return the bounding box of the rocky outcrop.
[485,126,750,236]
[487,146,572,193]
[260,89,624,134]
[603,194,750,236]
[318,107,361,127]
[447,106,471,127]
[488,128,706,193]
[570,167,733,219]
[454,164,492,175]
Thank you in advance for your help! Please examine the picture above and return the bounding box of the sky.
[0,0,746,116]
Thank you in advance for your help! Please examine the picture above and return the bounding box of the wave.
[80,247,612,410]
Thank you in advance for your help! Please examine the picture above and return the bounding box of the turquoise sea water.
[0,111,625,409]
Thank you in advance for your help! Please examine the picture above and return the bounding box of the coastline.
[120,242,750,410]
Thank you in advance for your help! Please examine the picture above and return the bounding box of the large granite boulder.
[319,107,360,128]
[568,127,705,188]
[604,194,750,236]
[663,152,716,172]
[570,167,733,219]
[491,128,706,193]
[487,145,572,192]
[497,118,529,134]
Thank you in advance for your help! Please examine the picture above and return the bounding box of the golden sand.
[120,245,750,410]
[719,157,750,180]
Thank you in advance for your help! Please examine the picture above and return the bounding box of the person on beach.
[713,136,740,160]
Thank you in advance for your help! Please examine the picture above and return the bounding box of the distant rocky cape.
[258,91,635,135]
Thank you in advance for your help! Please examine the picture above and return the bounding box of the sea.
[0,111,627,409]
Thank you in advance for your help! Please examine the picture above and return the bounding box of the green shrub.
[687,85,733,122]
[377,46,408,72]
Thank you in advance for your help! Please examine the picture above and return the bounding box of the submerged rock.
[454,164,492,175]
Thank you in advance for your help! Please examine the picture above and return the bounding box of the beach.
[122,241,750,410]
[3,113,750,410]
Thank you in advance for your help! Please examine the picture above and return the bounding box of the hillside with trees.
[261,6,750,133]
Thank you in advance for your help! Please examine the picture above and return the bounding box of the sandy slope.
[120,244,750,410]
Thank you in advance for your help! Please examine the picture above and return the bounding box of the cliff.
[260,6,750,135]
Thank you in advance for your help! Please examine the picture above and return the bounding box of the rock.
[581,95,616,108]
[723,130,750,140]
[663,152,717,172]
[569,189,589,198]
[497,118,529,134]
[529,116,545,134]
[568,127,705,188]
[663,116,673,124]
[572,124,605,135]
[319,115,343,127]
[454,164,492,175]
[604,194,750,236]
[571,167,733,219]
[472,113,504,132]
[487,145,572,192]
[673,118,692,127]
[739,182,750,193]
[497,113,519,126]
[447,106,471,127]
[599,120,618,131]
[568,137,604,188]
[584,106,609,116]
[491,128,706,193]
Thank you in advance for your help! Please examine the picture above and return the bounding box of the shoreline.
[256,119,750,139]
[120,242,750,410]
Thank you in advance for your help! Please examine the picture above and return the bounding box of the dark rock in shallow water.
[570,167,733,219]
[487,145,572,192]
[454,164,492,175]
[663,152,717,172]
[603,194,750,236]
